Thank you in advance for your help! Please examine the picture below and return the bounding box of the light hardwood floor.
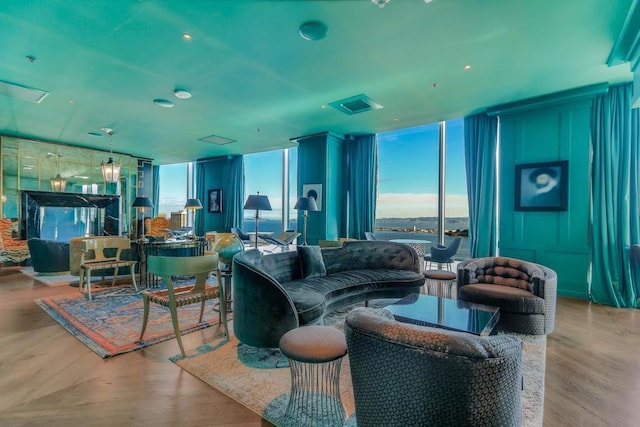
[1,266,639,426]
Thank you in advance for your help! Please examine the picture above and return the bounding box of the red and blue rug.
[35,286,222,358]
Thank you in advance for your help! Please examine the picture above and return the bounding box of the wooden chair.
[139,254,229,358]
[79,237,138,301]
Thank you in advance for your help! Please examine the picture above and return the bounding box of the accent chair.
[457,256,557,335]
[344,307,523,427]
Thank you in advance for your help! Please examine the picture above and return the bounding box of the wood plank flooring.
[1,266,639,426]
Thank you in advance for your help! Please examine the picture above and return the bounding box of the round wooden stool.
[279,325,347,426]
[424,269,457,298]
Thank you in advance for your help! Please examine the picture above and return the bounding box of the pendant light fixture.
[49,153,66,192]
[101,127,121,183]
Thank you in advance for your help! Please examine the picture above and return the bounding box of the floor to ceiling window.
[243,148,298,234]
[157,163,188,217]
[375,119,469,259]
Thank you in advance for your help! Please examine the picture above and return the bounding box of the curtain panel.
[346,134,377,240]
[590,83,640,308]
[152,165,160,218]
[463,113,498,258]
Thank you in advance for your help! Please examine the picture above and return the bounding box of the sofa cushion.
[465,257,543,292]
[459,283,545,314]
[281,269,425,324]
[297,245,326,278]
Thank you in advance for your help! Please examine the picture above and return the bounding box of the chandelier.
[101,127,121,183]
[49,153,66,192]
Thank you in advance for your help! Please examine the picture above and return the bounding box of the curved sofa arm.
[232,249,300,348]
[537,264,557,334]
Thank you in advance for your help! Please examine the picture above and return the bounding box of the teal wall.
[296,132,345,243]
[198,156,231,233]
[494,85,608,299]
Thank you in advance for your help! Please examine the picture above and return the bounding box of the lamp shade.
[294,196,318,212]
[184,198,203,209]
[132,196,154,209]
[244,194,272,211]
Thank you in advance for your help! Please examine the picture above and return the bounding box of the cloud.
[376,192,468,218]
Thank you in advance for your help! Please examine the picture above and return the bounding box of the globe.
[214,233,244,270]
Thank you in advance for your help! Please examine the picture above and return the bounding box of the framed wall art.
[208,189,222,213]
[515,160,568,211]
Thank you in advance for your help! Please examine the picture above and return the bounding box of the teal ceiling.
[0,0,634,164]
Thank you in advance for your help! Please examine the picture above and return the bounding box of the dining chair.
[78,237,138,300]
[424,236,462,271]
[139,254,228,358]
[364,231,377,241]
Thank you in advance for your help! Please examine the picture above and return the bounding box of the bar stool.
[424,269,457,299]
[279,325,347,426]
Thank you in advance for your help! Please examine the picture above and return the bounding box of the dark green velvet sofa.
[232,240,425,348]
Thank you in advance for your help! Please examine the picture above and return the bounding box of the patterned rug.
[36,286,223,358]
[175,302,546,426]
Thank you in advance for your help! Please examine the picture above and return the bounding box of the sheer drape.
[347,134,377,239]
[464,113,498,258]
[590,83,640,308]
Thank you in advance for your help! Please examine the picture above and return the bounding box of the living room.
[2,1,640,426]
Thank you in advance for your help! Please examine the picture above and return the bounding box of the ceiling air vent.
[0,80,49,103]
[328,94,383,115]
[198,134,236,145]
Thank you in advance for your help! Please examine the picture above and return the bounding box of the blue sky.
[159,119,468,219]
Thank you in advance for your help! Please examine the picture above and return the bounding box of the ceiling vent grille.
[198,134,236,145]
[328,94,383,115]
[0,80,49,103]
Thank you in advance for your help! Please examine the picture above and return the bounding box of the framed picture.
[302,183,323,210]
[208,189,222,213]
[515,160,568,211]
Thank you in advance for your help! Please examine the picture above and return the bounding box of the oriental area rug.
[175,304,546,427]
[35,286,223,358]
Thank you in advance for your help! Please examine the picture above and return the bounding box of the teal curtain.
[152,165,160,217]
[195,162,206,236]
[225,155,244,232]
[464,113,498,258]
[590,83,640,308]
[347,134,377,239]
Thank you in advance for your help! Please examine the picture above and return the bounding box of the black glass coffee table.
[384,293,500,336]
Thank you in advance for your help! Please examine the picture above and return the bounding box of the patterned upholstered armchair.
[344,307,523,427]
[457,257,557,335]
[0,219,30,265]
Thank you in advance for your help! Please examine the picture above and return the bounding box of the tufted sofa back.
[322,240,420,274]
[461,256,544,292]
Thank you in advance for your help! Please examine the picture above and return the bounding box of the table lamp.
[243,192,272,248]
[184,198,203,236]
[294,196,319,245]
[132,196,154,241]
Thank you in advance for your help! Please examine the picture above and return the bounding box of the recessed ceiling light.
[174,89,192,99]
[464,64,472,70]
[182,33,192,40]
[299,21,328,41]
[154,99,174,108]
[68,99,75,104]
